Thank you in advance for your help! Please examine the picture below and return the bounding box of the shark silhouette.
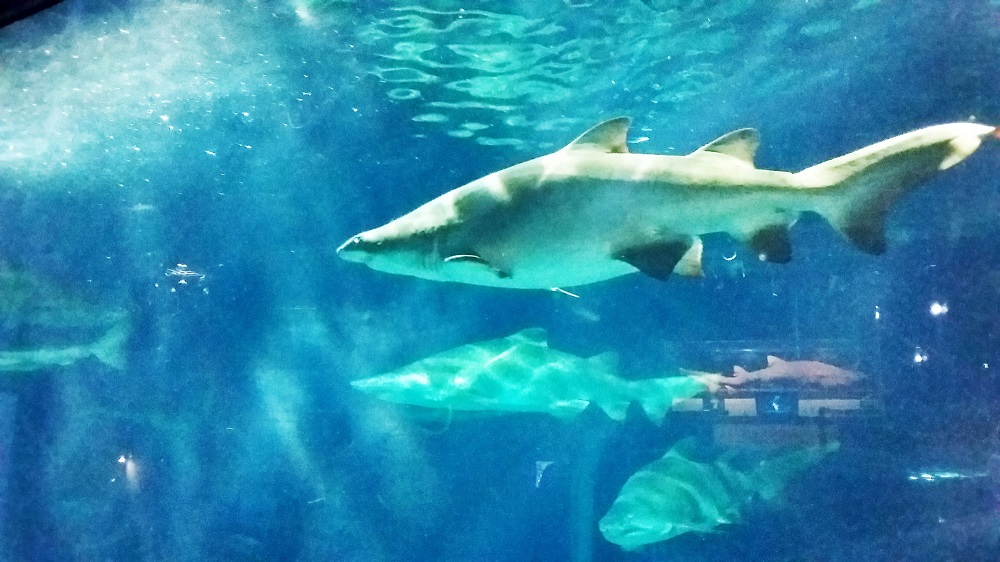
[338,118,997,289]
[599,437,839,550]
[350,328,721,423]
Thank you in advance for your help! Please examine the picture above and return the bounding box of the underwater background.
[1,0,999,560]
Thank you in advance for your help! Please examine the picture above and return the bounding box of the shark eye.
[351,235,362,245]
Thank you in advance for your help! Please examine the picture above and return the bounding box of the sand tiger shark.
[726,355,861,389]
[338,118,997,289]
[350,328,722,423]
[599,437,839,550]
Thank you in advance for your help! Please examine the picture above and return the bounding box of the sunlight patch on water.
[350,1,890,151]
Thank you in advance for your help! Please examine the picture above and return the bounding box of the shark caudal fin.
[749,440,840,502]
[90,322,129,370]
[797,123,997,254]
[631,374,718,425]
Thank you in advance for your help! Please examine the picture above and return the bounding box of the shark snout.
[337,234,371,264]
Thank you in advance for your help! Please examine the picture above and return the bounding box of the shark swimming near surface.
[599,437,839,551]
[338,118,997,289]
[350,328,722,423]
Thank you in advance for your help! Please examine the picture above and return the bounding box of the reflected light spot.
[930,302,948,316]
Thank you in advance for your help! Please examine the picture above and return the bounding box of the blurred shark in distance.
[0,324,127,372]
[338,118,997,289]
[599,437,839,551]
[0,264,128,372]
[350,328,722,423]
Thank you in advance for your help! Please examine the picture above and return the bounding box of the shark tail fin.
[750,440,841,502]
[797,123,996,255]
[90,322,129,371]
[631,374,717,425]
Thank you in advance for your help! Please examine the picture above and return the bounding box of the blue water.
[0,0,999,560]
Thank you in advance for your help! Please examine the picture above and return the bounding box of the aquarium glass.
[0,1,998,560]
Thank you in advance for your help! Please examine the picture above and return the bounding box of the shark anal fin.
[614,239,693,281]
[749,225,792,263]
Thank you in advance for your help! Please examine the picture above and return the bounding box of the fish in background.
[723,356,861,388]
[350,328,722,424]
[338,118,997,290]
[0,264,128,372]
[599,437,839,551]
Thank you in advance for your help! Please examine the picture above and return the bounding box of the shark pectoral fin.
[562,117,631,153]
[614,239,694,281]
[694,128,760,166]
[748,225,792,263]
[444,254,511,279]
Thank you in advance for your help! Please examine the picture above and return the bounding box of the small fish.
[338,118,996,289]
[164,263,206,284]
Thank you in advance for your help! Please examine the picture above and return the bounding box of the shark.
[0,264,129,372]
[725,355,861,389]
[349,328,722,423]
[337,118,997,289]
[599,437,839,551]
[0,323,127,372]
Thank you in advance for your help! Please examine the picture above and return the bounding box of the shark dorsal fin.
[766,355,783,366]
[694,128,760,166]
[510,327,547,344]
[562,117,631,154]
[668,436,702,460]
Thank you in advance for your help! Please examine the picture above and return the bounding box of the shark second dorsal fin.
[766,355,783,366]
[588,351,619,371]
[562,117,631,154]
[694,128,759,167]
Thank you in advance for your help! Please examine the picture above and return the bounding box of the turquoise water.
[0,1,999,560]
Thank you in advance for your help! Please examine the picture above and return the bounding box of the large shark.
[338,118,997,289]
[350,328,722,423]
[599,437,839,551]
